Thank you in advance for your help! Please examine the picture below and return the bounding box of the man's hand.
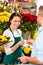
[27,39,34,45]
[18,56,28,64]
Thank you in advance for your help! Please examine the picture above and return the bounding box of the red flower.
[21,13,37,22]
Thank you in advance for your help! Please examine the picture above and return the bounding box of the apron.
[3,28,23,64]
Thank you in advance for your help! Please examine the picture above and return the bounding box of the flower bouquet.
[0,35,13,46]
[23,40,32,56]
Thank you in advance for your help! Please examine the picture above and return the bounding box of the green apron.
[3,28,23,64]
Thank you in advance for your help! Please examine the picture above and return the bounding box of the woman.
[2,13,24,64]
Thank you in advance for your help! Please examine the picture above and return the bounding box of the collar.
[38,26,43,33]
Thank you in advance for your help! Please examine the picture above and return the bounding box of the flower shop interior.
[0,0,40,64]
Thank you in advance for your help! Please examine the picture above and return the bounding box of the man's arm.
[27,56,43,64]
[18,56,43,64]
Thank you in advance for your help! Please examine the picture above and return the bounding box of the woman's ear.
[39,16,42,21]
[40,16,41,20]
[10,20,11,24]
[40,16,43,21]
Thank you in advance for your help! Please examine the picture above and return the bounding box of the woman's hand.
[18,40,24,46]
[27,39,34,45]
[11,40,24,52]
[18,56,28,64]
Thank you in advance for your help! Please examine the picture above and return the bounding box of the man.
[18,6,43,65]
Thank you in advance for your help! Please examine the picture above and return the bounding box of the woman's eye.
[14,20,17,22]
[14,20,21,22]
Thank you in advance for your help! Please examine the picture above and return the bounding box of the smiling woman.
[9,13,22,30]
[2,13,24,64]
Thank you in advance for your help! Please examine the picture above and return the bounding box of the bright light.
[37,0,43,16]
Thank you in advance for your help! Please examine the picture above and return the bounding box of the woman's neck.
[10,25,16,32]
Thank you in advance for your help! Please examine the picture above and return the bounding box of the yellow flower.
[7,12,11,17]
[23,47,32,54]
[0,11,11,22]
[0,35,8,43]
[0,12,3,16]
[0,35,13,46]
[3,6,6,10]
[3,11,11,17]
[0,16,5,22]
[4,16,9,22]
[3,11,8,14]
[33,31,38,40]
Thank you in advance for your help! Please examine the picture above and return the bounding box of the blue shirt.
[29,27,43,65]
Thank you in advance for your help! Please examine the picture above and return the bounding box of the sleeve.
[4,46,13,55]
[3,30,14,55]
[35,32,43,62]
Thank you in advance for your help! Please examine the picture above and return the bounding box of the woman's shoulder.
[3,28,10,33]
[3,28,10,36]
[4,28,10,32]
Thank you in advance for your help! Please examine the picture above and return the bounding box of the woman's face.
[10,16,21,29]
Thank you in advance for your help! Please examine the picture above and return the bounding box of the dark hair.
[9,13,22,25]
[38,6,43,17]
[39,6,43,11]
